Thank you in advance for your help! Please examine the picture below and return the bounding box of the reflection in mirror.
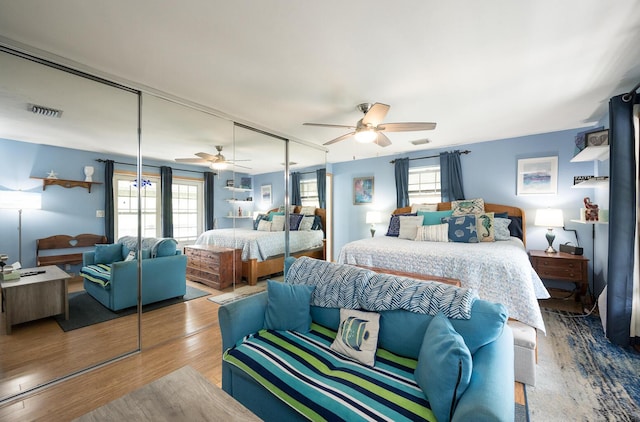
[138,93,233,347]
[0,49,139,402]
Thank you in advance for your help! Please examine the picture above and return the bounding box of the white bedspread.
[338,236,549,332]
[195,228,324,262]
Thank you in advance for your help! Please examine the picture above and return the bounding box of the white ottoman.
[507,320,537,386]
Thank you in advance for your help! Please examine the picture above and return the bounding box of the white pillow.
[415,223,449,242]
[494,217,512,240]
[411,203,438,213]
[398,215,424,240]
[331,308,380,366]
[270,215,285,231]
[257,220,272,231]
[299,206,316,216]
[298,216,314,231]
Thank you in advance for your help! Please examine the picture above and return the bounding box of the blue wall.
[331,127,608,295]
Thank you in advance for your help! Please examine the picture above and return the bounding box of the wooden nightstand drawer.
[528,250,589,301]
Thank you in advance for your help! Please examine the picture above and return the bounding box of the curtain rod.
[623,81,640,102]
[389,149,471,164]
[94,159,213,175]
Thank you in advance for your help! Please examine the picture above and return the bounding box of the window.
[114,172,203,243]
[300,178,319,207]
[408,165,441,204]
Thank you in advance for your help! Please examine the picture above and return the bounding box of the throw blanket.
[287,257,477,320]
[224,324,436,422]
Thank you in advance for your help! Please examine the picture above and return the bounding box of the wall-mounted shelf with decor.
[570,145,609,162]
[223,186,251,193]
[570,219,609,225]
[31,177,102,193]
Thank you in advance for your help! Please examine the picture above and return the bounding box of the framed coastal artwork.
[261,184,272,205]
[517,156,558,195]
[353,176,374,204]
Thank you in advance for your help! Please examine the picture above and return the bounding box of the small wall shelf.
[572,176,609,189]
[570,219,609,225]
[224,216,253,219]
[225,199,254,203]
[570,146,610,162]
[31,177,102,193]
[223,186,251,193]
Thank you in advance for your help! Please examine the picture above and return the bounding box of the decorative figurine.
[584,197,599,221]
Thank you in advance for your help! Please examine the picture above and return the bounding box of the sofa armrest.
[82,251,96,266]
[218,291,268,352]
[453,325,514,422]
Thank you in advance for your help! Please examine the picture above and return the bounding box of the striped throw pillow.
[415,223,449,242]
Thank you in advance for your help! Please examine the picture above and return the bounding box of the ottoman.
[507,320,537,386]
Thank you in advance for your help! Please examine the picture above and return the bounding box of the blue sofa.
[81,237,187,311]
[219,257,514,421]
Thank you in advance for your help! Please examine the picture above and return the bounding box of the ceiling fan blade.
[323,131,355,146]
[362,103,390,126]
[231,163,252,170]
[378,122,437,132]
[175,158,209,164]
[195,152,218,161]
[374,132,392,147]
[303,122,357,129]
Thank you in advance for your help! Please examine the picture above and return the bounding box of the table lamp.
[534,208,564,253]
[365,211,381,237]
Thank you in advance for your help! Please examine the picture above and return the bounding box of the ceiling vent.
[29,104,63,118]
[410,138,431,145]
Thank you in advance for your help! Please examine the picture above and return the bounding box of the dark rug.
[527,309,640,420]
[54,286,210,332]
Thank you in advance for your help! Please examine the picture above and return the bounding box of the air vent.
[410,138,431,145]
[29,104,63,118]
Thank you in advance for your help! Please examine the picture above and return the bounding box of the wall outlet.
[96,210,105,218]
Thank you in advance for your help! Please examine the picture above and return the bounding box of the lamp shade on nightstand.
[534,208,564,253]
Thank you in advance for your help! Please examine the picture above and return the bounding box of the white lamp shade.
[366,211,381,224]
[534,208,564,228]
[0,191,42,210]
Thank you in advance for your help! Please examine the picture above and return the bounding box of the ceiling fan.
[175,145,251,170]
[303,102,436,147]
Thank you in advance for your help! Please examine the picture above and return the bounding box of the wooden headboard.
[393,202,527,245]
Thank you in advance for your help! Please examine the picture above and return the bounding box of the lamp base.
[544,245,557,254]
[545,229,557,254]
[370,228,376,238]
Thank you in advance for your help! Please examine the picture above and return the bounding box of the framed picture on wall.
[261,184,272,205]
[353,176,374,205]
[517,156,558,195]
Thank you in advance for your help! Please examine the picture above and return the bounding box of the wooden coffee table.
[1,265,71,334]
[73,366,260,421]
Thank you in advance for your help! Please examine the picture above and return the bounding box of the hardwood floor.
[0,279,576,421]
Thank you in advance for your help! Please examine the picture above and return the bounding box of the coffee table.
[73,366,261,421]
[1,265,71,334]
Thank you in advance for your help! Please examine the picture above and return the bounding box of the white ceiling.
[1,0,639,170]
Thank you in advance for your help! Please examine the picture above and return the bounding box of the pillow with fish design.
[330,309,380,366]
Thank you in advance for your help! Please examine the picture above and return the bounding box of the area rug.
[208,283,267,306]
[55,286,210,332]
[527,308,640,420]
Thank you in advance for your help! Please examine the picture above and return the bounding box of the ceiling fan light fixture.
[354,128,377,143]
[211,161,227,170]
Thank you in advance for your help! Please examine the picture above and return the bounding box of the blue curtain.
[440,150,465,202]
[394,158,409,208]
[160,166,173,238]
[204,171,215,231]
[291,172,301,205]
[606,92,638,346]
[316,168,326,209]
[104,160,115,243]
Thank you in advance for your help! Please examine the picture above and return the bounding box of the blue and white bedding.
[194,228,324,262]
[338,237,548,332]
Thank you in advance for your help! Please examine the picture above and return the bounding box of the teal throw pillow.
[264,280,315,332]
[415,312,473,422]
[94,243,123,265]
[151,238,178,257]
[418,210,453,226]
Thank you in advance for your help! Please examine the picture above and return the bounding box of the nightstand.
[529,250,589,302]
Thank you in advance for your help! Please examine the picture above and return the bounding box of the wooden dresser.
[529,250,589,301]
[184,245,241,290]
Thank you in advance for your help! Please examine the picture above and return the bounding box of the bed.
[195,207,326,285]
[337,202,549,332]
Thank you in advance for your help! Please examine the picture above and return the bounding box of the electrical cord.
[542,298,598,318]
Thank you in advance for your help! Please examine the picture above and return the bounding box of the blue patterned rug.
[528,309,640,420]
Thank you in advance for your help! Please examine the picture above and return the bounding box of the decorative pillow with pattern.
[385,213,417,237]
[277,205,296,213]
[289,213,304,230]
[475,212,495,242]
[415,223,449,242]
[451,198,485,216]
[257,220,272,231]
[494,217,512,240]
[271,215,285,231]
[398,215,424,240]
[442,214,478,243]
[331,308,380,366]
[298,216,314,231]
[411,203,438,213]
[299,206,316,216]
